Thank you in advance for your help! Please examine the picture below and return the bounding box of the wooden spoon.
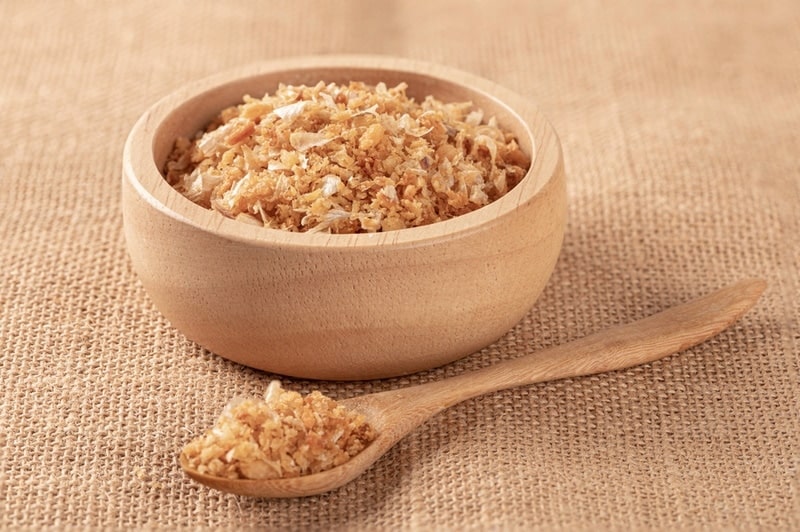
[180,278,766,498]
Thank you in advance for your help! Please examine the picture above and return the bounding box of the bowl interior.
[130,59,556,248]
[152,66,534,173]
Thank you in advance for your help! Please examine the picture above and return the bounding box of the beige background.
[1,0,798,529]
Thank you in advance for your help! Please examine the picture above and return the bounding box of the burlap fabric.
[1,1,797,529]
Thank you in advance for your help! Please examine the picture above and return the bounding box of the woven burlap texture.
[1,1,797,529]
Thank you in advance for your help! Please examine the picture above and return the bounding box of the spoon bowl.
[180,278,766,497]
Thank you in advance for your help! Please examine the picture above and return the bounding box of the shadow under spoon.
[180,278,766,498]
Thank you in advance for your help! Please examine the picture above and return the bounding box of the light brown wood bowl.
[122,55,567,380]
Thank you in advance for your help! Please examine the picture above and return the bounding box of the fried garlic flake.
[181,381,376,480]
[164,81,530,233]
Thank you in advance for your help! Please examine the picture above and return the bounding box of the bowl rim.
[123,54,562,249]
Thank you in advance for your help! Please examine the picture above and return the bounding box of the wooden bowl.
[122,55,566,380]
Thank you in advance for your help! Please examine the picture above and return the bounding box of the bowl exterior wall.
[122,165,566,380]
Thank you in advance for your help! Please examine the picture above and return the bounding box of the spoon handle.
[403,278,766,412]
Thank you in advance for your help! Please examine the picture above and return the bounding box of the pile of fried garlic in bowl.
[122,55,566,381]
